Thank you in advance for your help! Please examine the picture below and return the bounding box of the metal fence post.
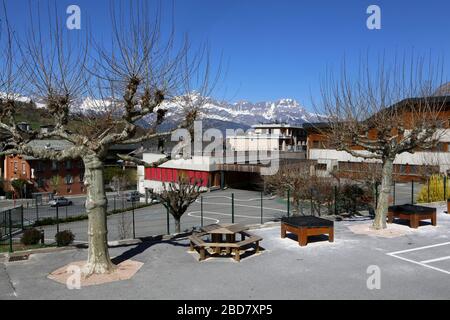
[334,186,338,215]
[287,188,290,218]
[21,205,24,230]
[56,205,60,234]
[231,193,235,224]
[9,210,13,253]
[444,176,447,201]
[35,197,39,222]
[427,179,430,203]
[411,180,414,204]
[166,206,170,235]
[132,200,136,239]
[200,196,204,227]
[260,191,263,225]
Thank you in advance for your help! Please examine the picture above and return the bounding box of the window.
[66,160,72,170]
[400,165,407,174]
[52,161,58,171]
[37,178,45,188]
[13,161,18,173]
[36,162,44,172]
[22,163,26,175]
[315,163,327,171]
[65,175,73,185]
[79,171,85,183]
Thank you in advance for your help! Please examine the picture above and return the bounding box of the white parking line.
[387,242,450,255]
[421,256,450,264]
[387,242,450,275]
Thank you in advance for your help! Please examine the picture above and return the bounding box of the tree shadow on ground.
[111,234,191,265]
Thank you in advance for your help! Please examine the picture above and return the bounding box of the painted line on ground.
[420,256,450,264]
[387,242,450,275]
[387,242,450,255]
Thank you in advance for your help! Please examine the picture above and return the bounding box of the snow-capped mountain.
[150,96,322,131]
[15,92,323,131]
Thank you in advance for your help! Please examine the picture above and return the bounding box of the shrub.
[55,230,75,247]
[20,228,42,245]
[417,175,450,203]
[335,183,372,215]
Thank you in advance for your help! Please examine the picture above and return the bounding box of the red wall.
[145,167,209,187]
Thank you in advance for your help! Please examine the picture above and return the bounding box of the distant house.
[304,96,450,181]
[227,123,307,153]
[1,124,140,197]
[3,139,85,197]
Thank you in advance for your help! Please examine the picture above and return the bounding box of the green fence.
[0,206,25,253]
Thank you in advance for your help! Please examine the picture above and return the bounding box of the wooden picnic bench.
[188,228,262,262]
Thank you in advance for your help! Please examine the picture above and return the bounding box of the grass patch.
[0,242,56,253]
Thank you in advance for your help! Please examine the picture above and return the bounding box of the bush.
[55,230,75,247]
[417,175,450,203]
[336,183,373,215]
[20,228,42,245]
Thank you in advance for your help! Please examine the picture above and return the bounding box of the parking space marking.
[387,242,450,275]
[388,242,450,255]
[421,256,450,264]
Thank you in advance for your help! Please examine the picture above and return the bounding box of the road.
[0,191,139,225]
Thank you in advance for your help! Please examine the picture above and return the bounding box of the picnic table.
[188,224,262,262]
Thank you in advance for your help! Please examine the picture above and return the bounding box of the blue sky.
[4,0,450,110]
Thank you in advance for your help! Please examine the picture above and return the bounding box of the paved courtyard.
[1,203,450,300]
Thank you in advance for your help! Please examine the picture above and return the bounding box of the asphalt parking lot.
[33,184,425,244]
[1,203,449,300]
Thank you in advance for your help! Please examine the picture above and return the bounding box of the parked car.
[49,197,73,207]
[126,191,141,202]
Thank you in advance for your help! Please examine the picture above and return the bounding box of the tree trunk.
[373,158,394,230]
[175,218,181,234]
[82,155,115,276]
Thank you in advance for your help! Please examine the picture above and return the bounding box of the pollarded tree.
[0,2,211,275]
[158,176,203,234]
[316,56,447,229]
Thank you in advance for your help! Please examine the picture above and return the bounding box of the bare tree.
[0,2,211,275]
[158,176,202,234]
[315,56,447,229]
[264,162,316,216]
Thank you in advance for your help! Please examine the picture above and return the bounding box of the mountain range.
[142,96,323,132]
[6,93,322,132]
